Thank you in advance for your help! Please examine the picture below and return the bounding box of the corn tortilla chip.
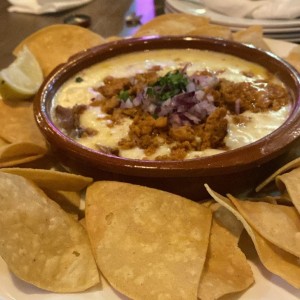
[0,99,46,148]
[13,24,105,76]
[105,36,123,43]
[0,154,45,168]
[14,154,62,170]
[0,137,8,147]
[198,205,254,300]
[0,142,46,159]
[42,188,81,218]
[80,218,87,229]
[256,157,300,192]
[0,142,46,167]
[205,185,300,289]
[246,195,277,204]
[276,167,300,214]
[0,171,100,292]
[188,24,232,40]
[86,181,212,300]
[134,14,272,51]
[232,25,270,51]
[134,13,210,37]
[229,197,300,258]
[0,167,93,191]
[201,199,215,208]
[284,45,300,72]
[275,192,293,205]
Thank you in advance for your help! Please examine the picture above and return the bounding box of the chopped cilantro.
[119,90,130,101]
[147,70,188,102]
[75,76,84,83]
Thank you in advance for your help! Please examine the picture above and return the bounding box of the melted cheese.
[52,49,290,160]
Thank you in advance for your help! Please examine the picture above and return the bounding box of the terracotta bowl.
[34,36,300,201]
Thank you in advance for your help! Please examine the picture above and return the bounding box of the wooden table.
[0,0,165,69]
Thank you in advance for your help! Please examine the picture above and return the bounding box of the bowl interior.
[35,36,300,177]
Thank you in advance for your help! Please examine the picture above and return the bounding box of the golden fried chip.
[256,157,300,192]
[79,217,87,229]
[0,137,8,147]
[0,167,93,191]
[205,185,300,289]
[134,13,210,37]
[201,199,215,208]
[13,24,105,76]
[198,205,254,300]
[0,142,46,167]
[0,99,46,148]
[275,191,293,205]
[86,181,212,300]
[284,45,300,72]
[0,171,100,292]
[232,25,270,51]
[42,188,81,218]
[188,24,232,40]
[230,196,300,257]
[276,167,300,214]
[248,194,292,206]
[105,36,123,43]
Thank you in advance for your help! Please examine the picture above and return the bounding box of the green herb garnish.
[75,76,84,83]
[119,90,130,101]
[147,70,188,102]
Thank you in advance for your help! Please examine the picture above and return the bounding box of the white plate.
[228,25,300,34]
[265,36,300,43]
[166,0,300,30]
[0,38,299,300]
[165,4,300,42]
[263,33,300,43]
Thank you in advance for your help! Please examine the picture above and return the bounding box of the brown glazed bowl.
[34,36,300,200]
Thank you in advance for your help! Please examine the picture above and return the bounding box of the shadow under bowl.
[34,36,300,201]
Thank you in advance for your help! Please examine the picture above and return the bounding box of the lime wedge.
[0,46,43,101]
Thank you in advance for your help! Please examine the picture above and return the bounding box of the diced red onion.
[186,81,196,92]
[235,99,241,114]
[120,99,134,109]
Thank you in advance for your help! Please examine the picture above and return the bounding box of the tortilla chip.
[0,137,8,147]
[205,185,300,289]
[0,99,46,148]
[252,193,293,206]
[284,45,300,72]
[13,24,105,76]
[79,218,87,229]
[105,36,123,43]
[0,167,93,191]
[256,157,300,192]
[0,171,100,292]
[275,191,293,205]
[256,196,277,204]
[86,181,212,300]
[188,24,232,40]
[276,167,300,214]
[0,142,46,167]
[198,205,254,300]
[12,154,61,170]
[134,13,210,37]
[201,199,215,208]
[232,25,270,51]
[42,188,81,218]
[229,196,300,257]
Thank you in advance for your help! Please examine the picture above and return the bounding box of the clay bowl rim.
[34,35,300,178]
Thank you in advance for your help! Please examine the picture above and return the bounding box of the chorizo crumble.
[55,65,290,160]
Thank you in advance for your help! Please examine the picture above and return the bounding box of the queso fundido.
[51,49,291,161]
